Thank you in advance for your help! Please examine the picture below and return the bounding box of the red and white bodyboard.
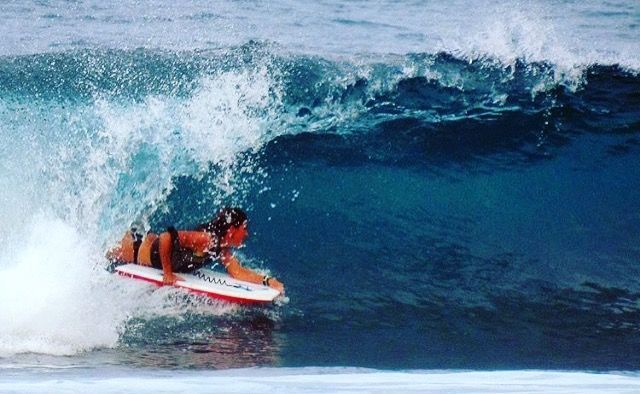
[115,264,280,304]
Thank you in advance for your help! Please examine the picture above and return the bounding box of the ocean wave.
[0,45,639,362]
[1,47,637,127]
[0,46,638,236]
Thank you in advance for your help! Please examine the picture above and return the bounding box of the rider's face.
[225,222,248,247]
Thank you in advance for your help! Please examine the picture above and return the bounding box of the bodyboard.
[115,264,279,304]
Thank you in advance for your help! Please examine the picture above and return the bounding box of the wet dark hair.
[196,207,248,241]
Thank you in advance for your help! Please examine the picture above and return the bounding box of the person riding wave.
[107,207,285,294]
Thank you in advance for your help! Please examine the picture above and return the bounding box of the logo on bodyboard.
[193,270,253,292]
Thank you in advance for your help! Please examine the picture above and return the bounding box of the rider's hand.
[269,278,285,295]
[163,272,183,285]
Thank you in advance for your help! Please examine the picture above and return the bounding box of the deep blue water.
[156,58,640,370]
[0,0,639,376]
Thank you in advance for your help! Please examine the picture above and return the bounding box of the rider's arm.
[159,232,180,285]
[160,231,210,285]
[221,250,285,294]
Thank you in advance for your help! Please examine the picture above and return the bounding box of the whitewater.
[0,0,639,392]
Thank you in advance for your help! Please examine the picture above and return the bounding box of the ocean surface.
[1,0,639,391]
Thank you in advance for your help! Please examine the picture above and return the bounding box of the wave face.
[0,0,639,370]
